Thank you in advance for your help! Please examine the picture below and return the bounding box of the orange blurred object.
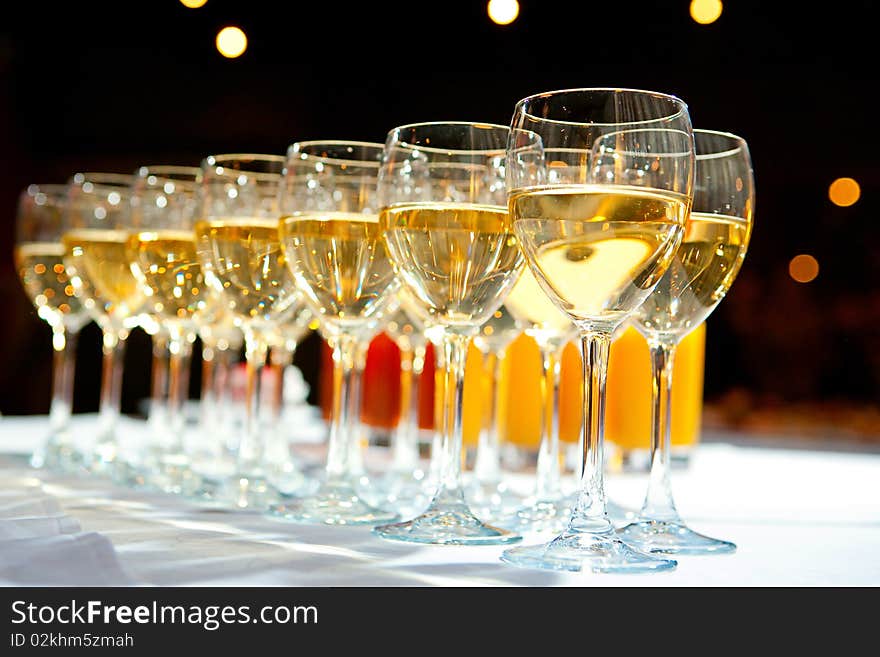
[605,324,706,452]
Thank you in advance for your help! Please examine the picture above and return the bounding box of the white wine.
[15,242,90,329]
[509,185,688,329]
[279,212,396,332]
[380,202,523,330]
[61,229,146,325]
[194,217,295,324]
[128,230,206,326]
[632,211,750,341]
[504,265,573,347]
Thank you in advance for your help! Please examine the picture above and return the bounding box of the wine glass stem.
[641,341,680,522]
[391,344,420,472]
[570,332,613,534]
[97,327,127,445]
[428,343,446,483]
[48,324,78,442]
[149,331,170,437]
[324,333,363,481]
[240,326,269,477]
[535,344,562,500]
[166,333,193,452]
[433,332,470,501]
[473,348,505,482]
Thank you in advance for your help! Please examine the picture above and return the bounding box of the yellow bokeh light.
[690,0,723,24]
[788,254,819,284]
[180,0,207,7]
[488,0,519,25]
[216,26,247,59]
[828,177,861,207]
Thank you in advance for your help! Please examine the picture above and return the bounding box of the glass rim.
[513,87,690,128]
[694,128,749,160]
[69,172,137,187]
[386,121,511,156]
[23,183,69,198]
[202,153,285,182]
[286,140,385,168]
[136,165,202,178]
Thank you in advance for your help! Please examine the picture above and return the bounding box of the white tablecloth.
[1,414,878,587]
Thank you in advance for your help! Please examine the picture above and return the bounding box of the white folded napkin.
[0,514,81,540]
[0,532,138,586]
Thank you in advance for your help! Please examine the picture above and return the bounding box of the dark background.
[1,1,877,433]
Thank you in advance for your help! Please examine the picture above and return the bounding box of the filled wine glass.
[372,121,541,545]
[15,184,91,471]
[501,265,578,532]
[195,154,298,509]
[127,165,205,493]
[500,88,695,573]
[271,140,399,525]
[616,128,754,554]
[61,172,142,475]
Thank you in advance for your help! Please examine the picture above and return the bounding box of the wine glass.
[195,154,297,509]
[467,304,524,520]
[270,140,399,525]
[15,184,91,470]
[616,128,754,554]
[127,165,205,493]
[372,121,541,545]
[500,88,694,573]
[501,265,579,532]
[371,302,433,517]
[263,302,314,495]
[188,305,243,493]
[62,172,142,475]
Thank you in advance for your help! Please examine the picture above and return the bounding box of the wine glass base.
[499,498,572,534]
[268,481,399,525]
[216,474,281,511]
[30,440,85,474]
[370,470,433,519]
[501,530,677,573]
[373,504,522,546]
[466,479,524,523]
[616,519,736,555]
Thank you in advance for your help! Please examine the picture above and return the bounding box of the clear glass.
[61,172,141,476]
[502,265,579,532]
[500,88,694,573]
[188,311,243,495]
[263,303,313,496]
[15,184,91,471]
[127,165,205,493]
[467,305,524,521]
[195,154,294,509]
[617,129,754,554]
[270,140,399,525]
[372,304,433,518]
[372,122,539,545]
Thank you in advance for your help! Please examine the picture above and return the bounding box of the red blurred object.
[319,335,436,431]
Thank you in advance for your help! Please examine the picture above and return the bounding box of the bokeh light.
[488,0,520,26]
[789,254,819,283]
[828,177,861,207]
[180,0,207,8]
[690,0,723,24]
[216,26,248,59]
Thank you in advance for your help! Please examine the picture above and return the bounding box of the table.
[1,414,878,586]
